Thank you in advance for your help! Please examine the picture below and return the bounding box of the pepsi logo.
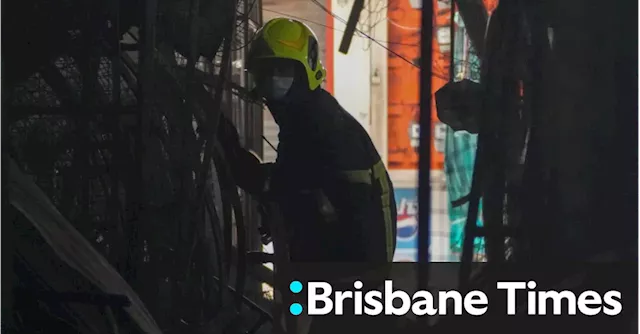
[393,249,418,262]
[396,197,418,241]
[397,214,418,240]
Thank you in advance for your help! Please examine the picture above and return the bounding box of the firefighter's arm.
[312,170,393,288]
[315,118,393,263]
[324,166,391,263]
[217,115,270,196]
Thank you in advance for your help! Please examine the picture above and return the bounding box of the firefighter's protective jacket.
[219,89,397,270]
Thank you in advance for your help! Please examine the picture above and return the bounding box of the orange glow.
[324,0,334,94]
[483,0,498,14]
[387,0,449,171]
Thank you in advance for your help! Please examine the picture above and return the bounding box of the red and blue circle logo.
[397,213,418,240]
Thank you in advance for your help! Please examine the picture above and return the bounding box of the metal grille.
[5,0,272,333]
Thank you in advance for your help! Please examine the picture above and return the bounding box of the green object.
[445,12,485,259]
[247,17,327,91]
[444,128,485,258]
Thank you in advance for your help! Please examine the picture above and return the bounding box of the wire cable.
[231,0,261,51]
[235,5,422,59]
[232,0,429,152]
[262,135,278,152]
[262,8,418,47]
[387,17,421,31]
[309,0,420,69]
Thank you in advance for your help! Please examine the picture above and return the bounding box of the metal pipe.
[449,0,456,82]
[0,1,14,332]
[339,0,365,54]
[131,0,158,292]
[243,0,264,254]
[418,0,434,296]
[111,0,122,104]
[458,0,499,287]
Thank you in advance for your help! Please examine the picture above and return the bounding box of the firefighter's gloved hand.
[216,115,270,195]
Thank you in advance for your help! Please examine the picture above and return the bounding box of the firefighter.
[217,17,397,282]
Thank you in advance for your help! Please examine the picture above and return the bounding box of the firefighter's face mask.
[250,59,297,102]
[266,75,294,100]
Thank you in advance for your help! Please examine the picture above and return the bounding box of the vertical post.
[268,202,297,334]
[109,0,125,275]
[449,0,456,82]
[133,0,157,300]
[0,1,14,333]
[80,0,99,235]
[243,0,263,254]
[112,0,122,105]
[370,1,388,166]
[457,1,491,285]
[417,0,434,293]
[247,0,264,162]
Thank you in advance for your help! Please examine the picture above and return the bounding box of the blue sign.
[393,249,417,262]
[394,188,419,252]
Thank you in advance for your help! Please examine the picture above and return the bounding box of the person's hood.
[265,87,321,127]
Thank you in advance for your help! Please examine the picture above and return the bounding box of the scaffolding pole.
[417,0,434,330]
[0,1,14,333]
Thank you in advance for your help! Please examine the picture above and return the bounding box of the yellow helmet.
[247,18,326,91]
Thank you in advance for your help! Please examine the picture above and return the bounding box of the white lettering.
[410,123,420,139]
[411,291,438,316]
[308,282,333,315]
[577,290,602,316]
[497,282,526,315]
[304,280,621,317]
[603,291,623,316]
[353,285,363,315]
[464,290,489,316]
[527,281,537,315]
[384,281,411,315]
[334,291,352,315]
[538,290,576,315]
[438,291,463,315]
[364,290,383,315]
